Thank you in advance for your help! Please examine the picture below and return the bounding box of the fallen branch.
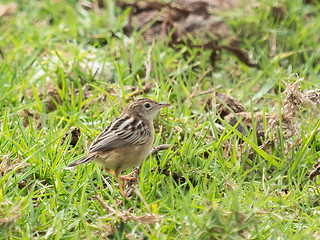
[95,192,162,223]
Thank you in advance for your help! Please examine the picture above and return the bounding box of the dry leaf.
[60,127,81,147]
[205,92,245,119]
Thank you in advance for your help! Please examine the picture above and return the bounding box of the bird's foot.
[118,170,137,181]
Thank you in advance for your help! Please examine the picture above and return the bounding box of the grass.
[1,0,320,239]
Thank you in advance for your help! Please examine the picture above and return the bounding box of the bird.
[66,98,170,198]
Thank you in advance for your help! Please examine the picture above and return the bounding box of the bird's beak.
[158,103,171,108]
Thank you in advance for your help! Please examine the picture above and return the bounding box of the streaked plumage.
[66,98,170,198]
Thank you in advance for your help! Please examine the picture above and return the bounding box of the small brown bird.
[67,98,170,198]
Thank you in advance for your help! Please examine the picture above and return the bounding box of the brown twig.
[144,47,152,84]
[95,191,113,213]
[127,47,154,99]
[186,67,213,102]
[134,186,152,214]
[0,198,23,227]
[95,191,162,223]
[130,84,153,98]
[310,159,320,181]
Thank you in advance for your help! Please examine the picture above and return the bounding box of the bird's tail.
[65,152,98,169]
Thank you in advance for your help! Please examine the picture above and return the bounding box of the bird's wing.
[88,115,151,153]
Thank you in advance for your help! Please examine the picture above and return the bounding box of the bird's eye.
[144,103,151,108]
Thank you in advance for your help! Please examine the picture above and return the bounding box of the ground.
[0,0,320,239]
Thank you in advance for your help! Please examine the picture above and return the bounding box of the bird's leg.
[115,168,130,199]
[108,168,137,199]
[118,170,137,190]
[106,169,116,176]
